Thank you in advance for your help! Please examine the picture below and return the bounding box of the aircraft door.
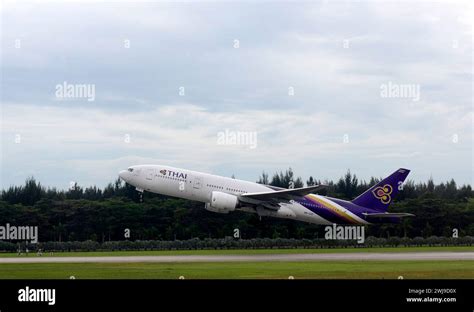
[193,177,202,189]
[146,168,154,180]
[192,176,203,199]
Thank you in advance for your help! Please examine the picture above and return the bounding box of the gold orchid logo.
[372,184,393,204]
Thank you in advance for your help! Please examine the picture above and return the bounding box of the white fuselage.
[118,165,369,225]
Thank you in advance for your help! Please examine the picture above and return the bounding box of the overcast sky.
[1,1,472,189]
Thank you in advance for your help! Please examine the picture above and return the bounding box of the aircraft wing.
[362,212,415,218]
[240,185,326,202]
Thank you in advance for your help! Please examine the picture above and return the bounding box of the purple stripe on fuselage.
[297,197,343,223]
[296,196,382,224]
[329,198,401,223]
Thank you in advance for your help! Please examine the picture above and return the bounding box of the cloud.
[1,1,472,188]
[2,97,471,187]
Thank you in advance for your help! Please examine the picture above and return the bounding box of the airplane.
[118,166,414,225]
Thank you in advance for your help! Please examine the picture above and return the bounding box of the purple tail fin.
[352,168,410,212]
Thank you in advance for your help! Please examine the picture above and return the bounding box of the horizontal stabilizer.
[362,212,415,218]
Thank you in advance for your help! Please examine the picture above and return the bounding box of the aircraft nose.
[119,170,128,180]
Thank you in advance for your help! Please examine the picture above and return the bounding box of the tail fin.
[352,168,410,212]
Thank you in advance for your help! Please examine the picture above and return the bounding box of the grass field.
[0,246,473,279]
[0,260,473,279]
[0,246,472,257]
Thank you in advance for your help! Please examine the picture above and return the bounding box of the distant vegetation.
[0,169,473,247]
[0,237,473,253]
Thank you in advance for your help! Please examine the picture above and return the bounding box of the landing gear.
[136,188,144,203]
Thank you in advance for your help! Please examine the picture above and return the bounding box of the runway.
[0,252,473,263]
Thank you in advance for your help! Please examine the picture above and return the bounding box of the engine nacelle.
[205,191,239,214]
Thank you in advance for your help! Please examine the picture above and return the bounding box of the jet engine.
[205,191,239,214]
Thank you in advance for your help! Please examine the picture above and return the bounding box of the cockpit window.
[127,168,134,172]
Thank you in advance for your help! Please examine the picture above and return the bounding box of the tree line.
[0,168,473,244]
